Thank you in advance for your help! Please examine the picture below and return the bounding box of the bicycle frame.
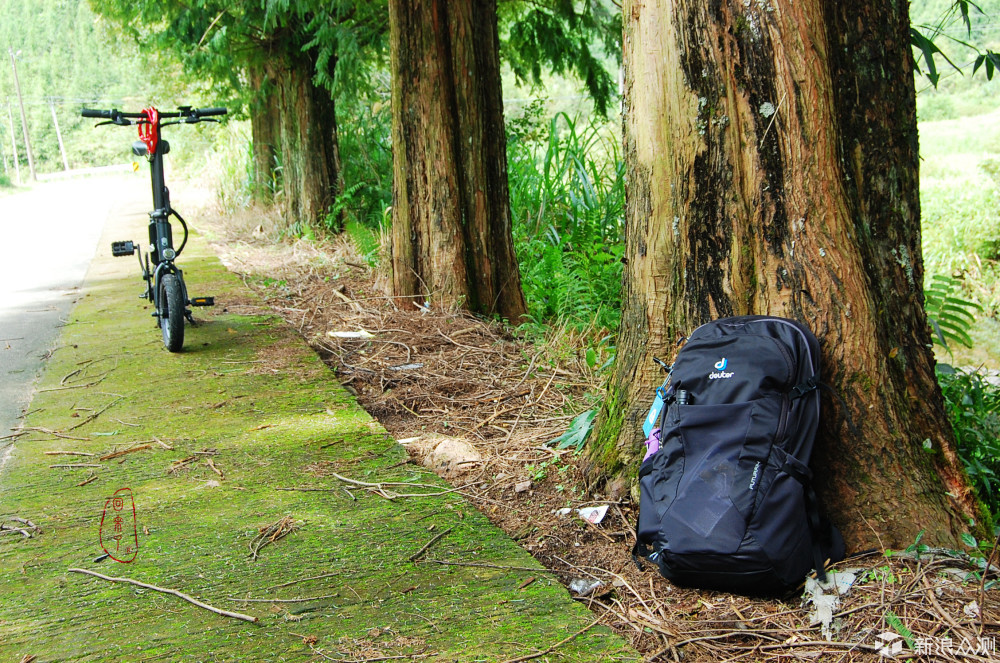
[139,108,187,314]
[83,104,226,351]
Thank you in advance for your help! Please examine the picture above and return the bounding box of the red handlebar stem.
[138,107,159,155]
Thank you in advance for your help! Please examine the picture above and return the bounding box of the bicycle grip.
[195,107,227,117]
[81,108,110,118]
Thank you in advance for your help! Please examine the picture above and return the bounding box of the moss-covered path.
[0,185,636,662]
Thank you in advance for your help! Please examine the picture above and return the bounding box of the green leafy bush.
[938,364,1000,514]
[507,103,625,334]
[336,97,393,229]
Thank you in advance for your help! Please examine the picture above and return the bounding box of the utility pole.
[48,98,69,171]
[6,102,21,185]
[0,105,7,177]
[8,48,36,181]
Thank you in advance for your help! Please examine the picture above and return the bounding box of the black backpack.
[634,315,845,596]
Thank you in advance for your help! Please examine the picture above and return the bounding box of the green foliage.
[336,97,393,228]
[508,103,624,334]
[0,0,174,173]
[925,274,983,348]
[207,121,255,213]
[0,173,11,188]
[938,364,1000,513]
[344,219,380,267]
[499,1,621,117]
[883,610,916,649]
[549,409,597,451]
[910,0,1000,89]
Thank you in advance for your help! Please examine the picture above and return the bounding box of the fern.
[924,274,982,349]
[884,610,916,649]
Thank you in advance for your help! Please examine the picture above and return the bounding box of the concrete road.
[0,176,140,439]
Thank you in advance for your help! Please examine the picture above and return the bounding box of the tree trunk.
[274,55,341,230]
[388,0,527,320]
[588,0,984,551]
[249,66,281,206]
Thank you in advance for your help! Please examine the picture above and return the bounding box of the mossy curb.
[0,226,636,661]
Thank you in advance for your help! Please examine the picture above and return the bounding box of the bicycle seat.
[131,140,170,157]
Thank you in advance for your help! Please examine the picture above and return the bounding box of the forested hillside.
[0,0,174,174]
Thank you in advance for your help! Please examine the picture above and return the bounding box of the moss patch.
[0,233,636,661]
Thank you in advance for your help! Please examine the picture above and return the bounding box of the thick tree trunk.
[249,66,281,205]
[588,0,983,551]
[389,0,527,320]
[274,56,341,229]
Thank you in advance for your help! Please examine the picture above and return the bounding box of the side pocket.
[748,446,813,585]
[636,419,684,549]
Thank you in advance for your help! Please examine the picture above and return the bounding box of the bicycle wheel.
[159,273,185,352]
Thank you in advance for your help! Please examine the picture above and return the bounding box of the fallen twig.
[266,571,341,591]
[76,474,98,487]
[408,526,454,562]
[249,516,298,561]
[168,455,198,473]
[330,473,471,500]
[1,518,40,539]
[49,463,101,469]
[227,593,338,604]
[419,558,558,574]
[498,612,607,663]
[67,395,125,431]
[153,437,173,450]
[100,443,152,461]
[21,427,89,441]
[68,568,258,622]
[44,451,95,456]
[206,458,224,479]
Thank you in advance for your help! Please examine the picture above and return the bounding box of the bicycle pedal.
[111,241,137,257]
[189,296,215,307]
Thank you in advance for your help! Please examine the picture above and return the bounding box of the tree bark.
[249,65,281,206]
[273,54,342,230]
[588,0,984,551]
[389,0,527,320]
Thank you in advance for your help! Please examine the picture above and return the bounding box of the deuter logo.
[709,357,734,380]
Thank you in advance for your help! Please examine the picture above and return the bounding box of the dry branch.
[249,516,298,561]
[100,443,152,461]
[68,568,258,622]
[206,458,224,479]
[408,526,454,562]
[498,612,607,663]
[22,427,89,441]
[227,593,338,603]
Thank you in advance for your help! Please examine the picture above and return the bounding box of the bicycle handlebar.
[81,106,228,124]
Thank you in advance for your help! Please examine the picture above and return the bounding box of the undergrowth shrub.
[335,97,392,230]
[507,101,625,335]
[938,365,1000,516]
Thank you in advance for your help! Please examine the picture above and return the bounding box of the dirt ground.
[202,209,1000,662]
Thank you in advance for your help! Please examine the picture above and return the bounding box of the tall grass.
[507,102,625,334]
[920,109,1000,316]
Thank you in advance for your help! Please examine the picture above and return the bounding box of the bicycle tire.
[159,273,185,352]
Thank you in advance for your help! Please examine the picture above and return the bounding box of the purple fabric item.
[643,427,661,462]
